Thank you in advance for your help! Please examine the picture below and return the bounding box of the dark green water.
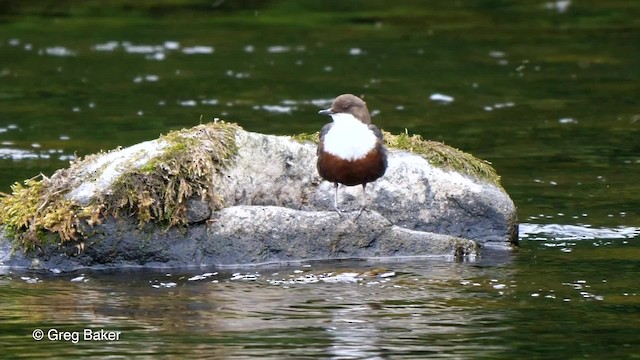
[1,1,639,358]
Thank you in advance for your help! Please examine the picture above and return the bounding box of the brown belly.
[317,149,387,186]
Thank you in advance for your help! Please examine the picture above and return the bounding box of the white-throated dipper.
[317,94,388,216]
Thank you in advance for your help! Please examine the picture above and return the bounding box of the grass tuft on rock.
[0,121,240,251]
[382,130,501,186]
[104,121,239,227]
[0,175,99,252]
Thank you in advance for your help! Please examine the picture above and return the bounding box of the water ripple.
[41,46,76,57]
[429,93,454,103]
[91,41,214,60]
[519,223,640,241]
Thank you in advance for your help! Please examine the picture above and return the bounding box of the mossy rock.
[0,121,517,263]
[0,121,239,252]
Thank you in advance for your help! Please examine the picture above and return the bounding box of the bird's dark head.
[318,94,371,124]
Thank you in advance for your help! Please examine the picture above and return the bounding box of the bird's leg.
[333,182,343,216]
[355,183,368,218]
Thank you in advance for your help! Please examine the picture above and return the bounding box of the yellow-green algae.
[104,121,239,227]
[384,130,501,186]
[293,129,501,186]
[0,121,240,252]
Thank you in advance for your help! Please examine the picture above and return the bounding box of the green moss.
[383,130,501,186]
[101,121,240,227]
[0,121,240,252]
[0,176,85,252]
[290,132,319,143]
[292,129,501,186]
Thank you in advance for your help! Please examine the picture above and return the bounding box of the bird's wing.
[368,124,384,142]
[317,123,334,155]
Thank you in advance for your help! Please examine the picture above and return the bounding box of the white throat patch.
[322,113,377,161]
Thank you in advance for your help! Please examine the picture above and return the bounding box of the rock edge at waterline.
[0,122,517,271]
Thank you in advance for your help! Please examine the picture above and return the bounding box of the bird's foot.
[354,206,369,219]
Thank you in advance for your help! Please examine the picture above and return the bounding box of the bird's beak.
[318,108,333,116]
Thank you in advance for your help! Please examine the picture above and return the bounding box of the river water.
[0,1,639,358]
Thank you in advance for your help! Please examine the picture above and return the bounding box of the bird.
[316,94,388,216]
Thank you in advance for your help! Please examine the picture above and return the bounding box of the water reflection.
[3,236,640,358]
[1,259,516,358]
[326,304,384,359]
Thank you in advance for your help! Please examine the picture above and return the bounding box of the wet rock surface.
[1,207,478,272]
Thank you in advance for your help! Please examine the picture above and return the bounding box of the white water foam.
[519,223,640,241]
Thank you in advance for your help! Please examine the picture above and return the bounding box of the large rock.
[0,123,517,271]
[222,130,517,248]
